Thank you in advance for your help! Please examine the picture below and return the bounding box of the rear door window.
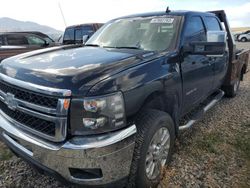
[205,16,222,31]
[6,34,29,45]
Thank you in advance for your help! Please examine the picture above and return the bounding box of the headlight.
[70,92,126,135]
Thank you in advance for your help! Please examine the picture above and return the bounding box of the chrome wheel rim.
[145,127,170,180]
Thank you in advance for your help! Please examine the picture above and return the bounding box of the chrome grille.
[0,100,56,136]
[0,81,58,108]
[0,73,71,142]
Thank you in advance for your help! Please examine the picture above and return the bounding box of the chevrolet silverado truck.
[0,10,249,188]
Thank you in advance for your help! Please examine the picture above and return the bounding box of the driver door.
[181,16,214,114]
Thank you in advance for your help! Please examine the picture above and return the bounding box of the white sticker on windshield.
[150,18,174,24]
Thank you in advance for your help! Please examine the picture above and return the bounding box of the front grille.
[0,75,70,142]
[0,81,58,108]
[0,100,55,136]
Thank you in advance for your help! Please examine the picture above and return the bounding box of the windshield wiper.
[84,44,100,47]
[104,41,143,50]
[117,46,141,49]
[103,46,142,50]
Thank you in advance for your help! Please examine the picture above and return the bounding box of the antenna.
[166,6,171,13]
[58,2,67,27]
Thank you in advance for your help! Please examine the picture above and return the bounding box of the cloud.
[224,2,250,27]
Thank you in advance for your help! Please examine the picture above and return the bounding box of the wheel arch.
[134,89,181,136]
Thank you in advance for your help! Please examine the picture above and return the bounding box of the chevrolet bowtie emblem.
[5,93,17,110]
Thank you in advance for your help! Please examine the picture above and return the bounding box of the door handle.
[208,57,213,61]
[208,57,216,61]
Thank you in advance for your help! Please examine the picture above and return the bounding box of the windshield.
[86,16,181,51]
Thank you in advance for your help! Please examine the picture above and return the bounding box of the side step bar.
[179,90,224,131]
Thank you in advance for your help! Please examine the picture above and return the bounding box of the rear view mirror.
[183,31,227,55]
[207,31,227,43]
[43,41,49,47]
[189,41,226,55]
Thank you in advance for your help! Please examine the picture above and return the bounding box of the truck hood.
[0,45,158,96]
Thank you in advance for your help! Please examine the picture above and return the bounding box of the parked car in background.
[237,30,250,42]
[8,31,55,44]
[233,32,241,41]
[62,23,103,44]
[0,32,56,62]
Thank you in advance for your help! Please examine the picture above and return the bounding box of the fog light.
[83,117,106,129]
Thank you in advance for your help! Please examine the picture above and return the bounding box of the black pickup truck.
[0,10,249,188]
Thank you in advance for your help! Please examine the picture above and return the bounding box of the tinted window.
[81,26,94,36]
[26,35,45,46]
[75,26,94,42]
[75,29,82,41]
[184,16,206,42]
[6,35,28,45]
[0,36,3,45]
[63,28,74,41]
[205,17,221,31]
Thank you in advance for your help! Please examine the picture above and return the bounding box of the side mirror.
[82,35,89,44]
[184,41,226,55]
[183,31,227,55]
[207,31,226,43]
[43,41,49,47]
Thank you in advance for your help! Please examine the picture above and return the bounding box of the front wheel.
[127,109,175,188]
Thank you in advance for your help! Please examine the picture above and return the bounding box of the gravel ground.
[0,42,250,188]
[236,41,250,50]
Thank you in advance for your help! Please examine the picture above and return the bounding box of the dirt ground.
[0,42,249,188]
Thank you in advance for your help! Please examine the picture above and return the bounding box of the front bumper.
[0,114,136,186]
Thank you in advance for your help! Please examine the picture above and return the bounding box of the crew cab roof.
[65,23,103,29]
[115,10,216,20]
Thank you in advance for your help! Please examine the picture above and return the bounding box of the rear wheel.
[127,109,175,188]
[240,37,247,42]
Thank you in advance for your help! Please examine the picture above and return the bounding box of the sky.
[0,0,250,31]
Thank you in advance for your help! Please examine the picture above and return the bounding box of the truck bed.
[236,48,249,74]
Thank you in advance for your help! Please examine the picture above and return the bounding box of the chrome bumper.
[0,114,136,186]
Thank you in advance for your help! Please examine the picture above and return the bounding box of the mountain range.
[0,17,62,40]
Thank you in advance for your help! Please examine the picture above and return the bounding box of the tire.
[240,37,247,42]
[224,77,240,98]
[127,109,175,188]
